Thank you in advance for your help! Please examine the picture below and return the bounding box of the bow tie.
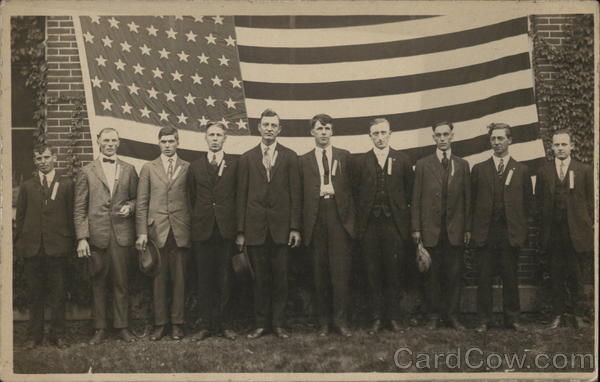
[102,157,116,164]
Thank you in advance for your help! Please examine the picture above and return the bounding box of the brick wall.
[45,16,93,170]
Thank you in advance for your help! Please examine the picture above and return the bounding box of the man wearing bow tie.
[15,143,74,349]
[471,123,532,332]
[535,130,593,329]
[136,126,191,341]
[187,122,238,341]
[236,109,302,339]
[299,114,356,337]
[411,121,471,330]
[353,118,414,335]
[74,127,138,344]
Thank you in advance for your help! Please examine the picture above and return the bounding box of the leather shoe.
[425,318,439,330]
[574,315,589,329]
[223,329,237,340]
[150,325,166,341]
[547,315,562,329]
[447,317,466,330]
[118,328,137,342]
[475,323,488,333]
[506,322,526,332]
[390,320,403,332]
[368,319,381,335]
[247,327,266,339]
[337,326,352,337]
[274,327,290,339]
[317,325,329,337]
[171,325,184,340]
[193,329,210,341]
[89,329,106,345]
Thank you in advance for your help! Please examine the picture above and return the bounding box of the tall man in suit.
[135,126,191,341]
[471,123,532,332]
[536,130,593,329]
[187,122,238,340]
[75,127,138,344]
[236,108,302,339]
[15,143,74,348]
[354,117,414,335]
[411,121,471,330]
[299,114,355,337]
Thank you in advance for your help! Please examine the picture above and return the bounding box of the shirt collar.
[261,141,277,155]
[100,153,118,163]
[161,153,177,165]
[39,169,56,183]
[373,145,389,157]
[315,145,332,156]
[492,153,510,168]
[555,156,571,168]
[207,150,224,163]
[436,148,451,162]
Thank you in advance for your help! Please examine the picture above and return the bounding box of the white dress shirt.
[373,146,390,169]
[436,148,452,163]
[555,156,571,180]
[207,150,224,167]
[492,154,511,173]
[161,153,178,176]
[39,169,56,185]
[100,154,118,194]
[315,145,335,197]
[261,141,278,166]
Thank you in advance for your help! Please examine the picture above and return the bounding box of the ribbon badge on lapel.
[505,168,514,186]
[218,160,226,177]
[569,170,575,189]
[50,181,59,200]
[450,159,455,177]
[387,158,393,175]
[332,159,339,176]
[171,165,181,180]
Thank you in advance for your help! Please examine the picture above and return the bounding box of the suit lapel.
[309,148,320,180]
[91,159,111,192]
[426,154,444,186]
[153,158,169,185]
[169,157,185,186]
[252,145,269,182]
[269,144,284,181]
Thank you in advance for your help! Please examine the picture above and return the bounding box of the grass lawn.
[11,313,595,374]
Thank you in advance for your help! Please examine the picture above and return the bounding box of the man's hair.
[310,113,333,130]
[431,121,454,132]
[158,126,179,140]
[259,108,280,123]
[552,129,573,142]
[368,117,390,133]
[487,122,512,139]
[97,127,119,139]
[206,121,227,135]
[33,143,56,156]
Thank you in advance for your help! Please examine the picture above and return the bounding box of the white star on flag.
[108,79,120,90]
[236,119,248,129]
[101,99,113,110]
[90,16,101,24]
[158,48,170,59]
[230,77,242,88]
[218,55,229,66]
[205,33,216,44]
[211,75,222,86]
[127,83,140,95]
[213,16,224,25]
[146,25,158,36]
[166,28,178,39]
[171,70,183,82]
[204,96,216,107]
[101,36,113,47]
[198,116,209,126]
[91,76,103,88]
[224,35,236,46]
[191,73,203,84]
[152,67,164,78]
[197,53,209,64]
[184,93,196,104]
[140,106,151,118]
[95,55,107,66]
[108,17,120,29]
[177,113,188,124]
[83,31,94,43]
[177,50,189,62]
[114,59,126,71]
[158,110,169,121]
[224,98,236,109]
[219,117,229,128]
[132,63,145,74]
[140,44,152,55]
[121,102,132,114]
[194,16,204,23]
[185,30,198,42]
[120,41,132,52]
[164,90,176,102]
[147,87,159,99]
[127,21,139,33]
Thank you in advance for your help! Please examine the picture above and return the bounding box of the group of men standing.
[14,108,593,348]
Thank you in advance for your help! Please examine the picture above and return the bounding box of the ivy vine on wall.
[531,14,594,163]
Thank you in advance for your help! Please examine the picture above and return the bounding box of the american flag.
[74,14,544,170]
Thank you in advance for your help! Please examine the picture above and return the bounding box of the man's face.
[311,120,333,148]
[258,115,281,145]
[34,148,56,174]
[432,124,453,151]
[98,130,120,156]
[205,126,226,152]
[490,128,511,157]
[158,134,179,157]
[552,133,573,160]
[369,120,391,150]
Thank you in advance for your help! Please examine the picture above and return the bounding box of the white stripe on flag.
[244,70,533,119]
[239,34,530,84]
[464,140,546,168]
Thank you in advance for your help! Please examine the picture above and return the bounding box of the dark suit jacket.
[353,148,414,240]
[74,158,138,249]
[15,171,75,257]
[136,157,191,248]
[187,153,238,241]
[237,143,302,246]
[411,152,471,247]
[535,159,593,253]
[299,147,356,246]
[471,157,532,247]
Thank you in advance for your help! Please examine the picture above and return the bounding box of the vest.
[440,160,449,225]
[553,169,568,224]
[372,160,392,218]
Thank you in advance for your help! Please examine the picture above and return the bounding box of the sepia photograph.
[0,0,597,380]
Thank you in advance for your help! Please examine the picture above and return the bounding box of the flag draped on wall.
[74,14,544,171]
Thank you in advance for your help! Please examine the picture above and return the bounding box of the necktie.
[263,147,271,182]
[211,153,219,169]
[559,161,565,181]
[42,174,49,190]
[497,158,504,176]
[442,151,449,170]
[102,157,115,164]
[322,149,330,185]
[167,158,174,179]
